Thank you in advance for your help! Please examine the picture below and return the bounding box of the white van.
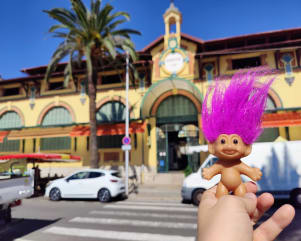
[181,141,301,206]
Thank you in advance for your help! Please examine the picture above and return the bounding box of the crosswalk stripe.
[120,201,188,207]
[70,217,197,229]
[44,226,196,241]
[90,210,197,219]
[104,204,197,212]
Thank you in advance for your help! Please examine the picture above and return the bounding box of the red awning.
[70,122,146,137]
[0,153,81,161]
[0,131,9,143]
[262,112,301,128]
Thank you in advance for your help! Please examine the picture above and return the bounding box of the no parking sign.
[122,136,131,145]
[122,136,131,151]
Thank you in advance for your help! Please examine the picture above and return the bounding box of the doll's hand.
[202,168,211,180]
[251,167,262,181]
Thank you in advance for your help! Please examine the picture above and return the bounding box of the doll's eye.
[233,139,238,144]
[221,139,226,144]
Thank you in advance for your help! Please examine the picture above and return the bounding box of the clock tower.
[163,1,182,50]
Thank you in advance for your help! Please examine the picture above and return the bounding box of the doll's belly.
[221,168,242,191]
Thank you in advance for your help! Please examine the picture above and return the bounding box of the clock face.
[169,39,177,48]
[164,52,184,73]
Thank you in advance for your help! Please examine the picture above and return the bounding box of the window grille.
[40,137,71,151]
[0,111,22,129]
[41,107,72,126]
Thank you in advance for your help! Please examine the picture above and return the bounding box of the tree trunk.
[86,50,99,168]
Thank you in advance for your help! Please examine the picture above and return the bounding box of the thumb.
[241,192,257,216]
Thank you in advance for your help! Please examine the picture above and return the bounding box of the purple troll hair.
[202,69,275,145]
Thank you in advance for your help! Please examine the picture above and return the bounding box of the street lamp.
[124,51,130,196]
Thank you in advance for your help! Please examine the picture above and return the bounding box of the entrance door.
[156,95,199,173]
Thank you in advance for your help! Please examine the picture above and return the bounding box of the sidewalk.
[127,184,183,202]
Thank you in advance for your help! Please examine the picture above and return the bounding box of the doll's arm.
[202,164,222,180]
[238,162,262,181]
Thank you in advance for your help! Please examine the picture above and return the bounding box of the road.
[0,197,198,241]
[0,195,300,241]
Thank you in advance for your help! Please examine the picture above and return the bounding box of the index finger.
[199,185,217,210]
[245,181,258,193]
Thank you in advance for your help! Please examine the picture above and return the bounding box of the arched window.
[256,95,279,143]
[0,111,22,129]
[96,101,125,123]
[96,101,126,150]
[40,107,72,151]
[41,107,72,126]
[0,111,22,152]
[156,95,198,124]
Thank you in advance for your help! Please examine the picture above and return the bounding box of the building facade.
[1,3,301,180]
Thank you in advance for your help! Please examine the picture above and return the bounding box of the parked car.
[182,141,301,206]
[45,169,125,202]
[0,161,34,223]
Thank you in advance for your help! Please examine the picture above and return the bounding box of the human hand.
[202,167,211,180]
[197,182,295,241]
[251,167,262,181]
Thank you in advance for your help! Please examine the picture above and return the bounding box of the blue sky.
[1,0,301,79]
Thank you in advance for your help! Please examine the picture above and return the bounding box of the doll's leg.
[234,183,247,197]
[216,182,229,198]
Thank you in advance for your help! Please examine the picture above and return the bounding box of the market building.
[1,2,301,182]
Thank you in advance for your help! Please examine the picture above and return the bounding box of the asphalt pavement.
[0,184,300,241]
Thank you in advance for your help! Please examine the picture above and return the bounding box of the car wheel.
[4,207,11,224]
[49,187,61,201]
[192,188,205,206]
[290,188,301,208]
[98,188,111,203]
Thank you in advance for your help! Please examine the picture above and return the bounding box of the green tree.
[44,0,140,168]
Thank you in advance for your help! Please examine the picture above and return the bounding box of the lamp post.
[124,51,130,196]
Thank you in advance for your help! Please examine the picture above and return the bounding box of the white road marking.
[90,210,197,219]
[44,226,196,241]
[70,216,197,229]
[120,201,188,207]
[14,239,33,241]
[104,204,197,212]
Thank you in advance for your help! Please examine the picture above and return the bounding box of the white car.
[45,169,125,202]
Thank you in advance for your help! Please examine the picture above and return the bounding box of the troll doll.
[201,69,274,198]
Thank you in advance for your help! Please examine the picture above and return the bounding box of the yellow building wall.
[2,37,301,174]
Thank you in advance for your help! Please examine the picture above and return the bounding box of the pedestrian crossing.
[14,200,198,241]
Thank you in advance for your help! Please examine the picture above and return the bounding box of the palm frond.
[71,0,89,31]
[64,53,74,87]
[45,42,73,83]
[91,0,101,16]
[51,31,69,38]
[44,9,77,30]
[48,24,67,33]
[97,4,114,32]
[111,29,141,37]
[102,37,117,59]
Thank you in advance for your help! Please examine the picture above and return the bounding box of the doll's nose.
[223,145,234,151]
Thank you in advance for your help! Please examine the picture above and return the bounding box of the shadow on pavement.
[0,218,61,241]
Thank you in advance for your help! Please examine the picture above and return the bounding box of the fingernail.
[244,193,256,200]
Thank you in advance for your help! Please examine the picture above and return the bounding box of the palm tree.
[44,0,140,168]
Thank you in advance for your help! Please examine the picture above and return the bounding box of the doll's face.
[208,134,251,160]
